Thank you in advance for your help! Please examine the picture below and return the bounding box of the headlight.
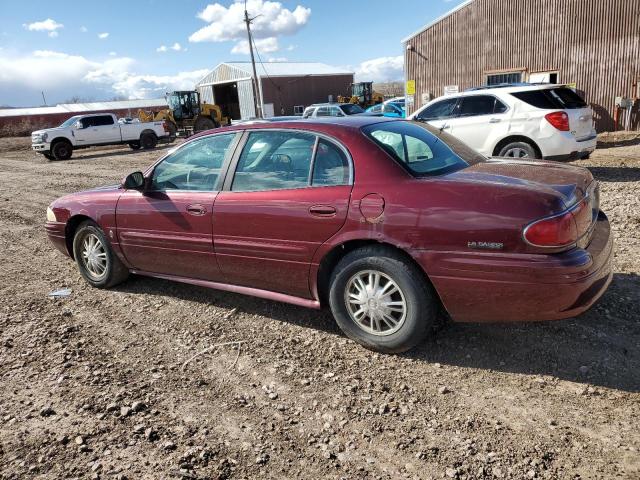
[42,133,48,142]
[46,207,57,222]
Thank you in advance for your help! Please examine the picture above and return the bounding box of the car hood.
[32,126,66,136]
[448,158,593,208]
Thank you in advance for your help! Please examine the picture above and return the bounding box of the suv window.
[232,131,316,191]
[458,95,507,116]
[415,98,459,120]
[511,87,587,110]
[363,121,478,176]
[152,134,236,191]
[312,139,350,186]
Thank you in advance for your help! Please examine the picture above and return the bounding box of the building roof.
[0,98,167,118]
[401,0,475,43]
[221,62,353,78]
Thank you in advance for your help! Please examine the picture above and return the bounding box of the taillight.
[162,121,169,133]
[545,111,570,131]
[523,200,591,248]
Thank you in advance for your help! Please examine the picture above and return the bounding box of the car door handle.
[489,118,501,123]
[309,205,337,217]
[186,204,207,216]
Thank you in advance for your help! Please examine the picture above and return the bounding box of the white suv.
[408,84,597,160]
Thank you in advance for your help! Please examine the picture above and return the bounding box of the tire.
[140,133,158,149]
[129,142,141,150]
[43,153,55,160]
[497,141,538,159]
[194,116,216,133]
[72,221,129,289]
[51,141,73,160]
[328,246,436,353]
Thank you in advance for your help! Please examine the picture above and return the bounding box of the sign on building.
[443,85,459,96]
[406,80,416,95]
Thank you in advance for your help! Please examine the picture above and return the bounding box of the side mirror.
[122,171,145,190]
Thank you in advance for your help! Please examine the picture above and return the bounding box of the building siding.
[404,0,640,131]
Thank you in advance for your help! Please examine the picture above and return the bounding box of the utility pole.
[244,3,263,118]
[41,91,47,106]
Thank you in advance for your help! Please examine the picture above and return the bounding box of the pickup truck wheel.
[194,116,216,132]
[140,133,158,149]
[328,246,436,354]
[72,221,129,288]
[52,141,73,160]
[43,153,55,160]
[128,142,141,150]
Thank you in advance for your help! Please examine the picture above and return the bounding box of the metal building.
[402,0,640,131]
[195,62,354,120]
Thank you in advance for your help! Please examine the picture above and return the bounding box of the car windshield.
[59,115,82,128]
[340,104,365,115]
[362,121,484,176]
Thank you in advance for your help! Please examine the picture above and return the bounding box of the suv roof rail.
[465,82,554,91]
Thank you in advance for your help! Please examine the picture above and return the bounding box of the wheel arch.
[491,134,542,158]
[50,136,72,147]
[64,214,93,258]
[139,128,157,140]
[315,239,442,309]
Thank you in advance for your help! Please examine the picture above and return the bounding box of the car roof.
[308,103,353,107]
[462,83,569,94]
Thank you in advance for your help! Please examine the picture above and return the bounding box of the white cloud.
[109,51,117,56]
[80,26,88,33]
[189,0,310,54]
[231,37,278,54]
[98,32,109,39]
[48,31,59,38]
[267,57,287,62]
[0,49,208,105]
[355,55,404,82]
[157,42,183,53]
[23,18,64,33]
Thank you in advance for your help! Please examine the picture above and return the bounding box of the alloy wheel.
[344,270,407,336]
[504,147,529,158]
[81,233,108,279]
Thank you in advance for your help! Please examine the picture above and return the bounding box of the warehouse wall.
[260,74,354,116]
[404,0,640,132]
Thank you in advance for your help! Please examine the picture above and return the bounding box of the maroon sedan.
[45,117,613,353]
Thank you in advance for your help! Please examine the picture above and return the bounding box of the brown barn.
[402,0,640,132]
[195,62,354,120]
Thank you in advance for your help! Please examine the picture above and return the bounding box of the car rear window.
[511,87,587,110]
[362,121,483,177]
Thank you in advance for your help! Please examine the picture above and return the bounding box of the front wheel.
[72,221,129,288]
[52,141,73,160]
[328,246,436,353]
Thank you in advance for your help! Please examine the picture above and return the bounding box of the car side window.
[312,139,350,186]
[315,107,331,117]
[302,107,315,118]
[416,98,459,120]
[329,107,343,117]
[382,103,401,114]
[151,133,236,191]
[80,117,95,128]
[458,96,502,117]
[232,131,316,192]
[96,115,115,126]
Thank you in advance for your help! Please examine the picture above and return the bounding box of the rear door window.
[415,98,460,120]
[96,115,115,126]
[458,95,502,117]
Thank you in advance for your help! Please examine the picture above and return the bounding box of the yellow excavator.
[338,82,384,108]
[138,91,229,138]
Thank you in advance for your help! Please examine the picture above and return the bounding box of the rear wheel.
[128,142,141,150]
[52,141,73,160]
[72,221,129,288]
[194,116,216,133]
[498,141,538,159]
[328,246,436,353]
[140,133,158,149]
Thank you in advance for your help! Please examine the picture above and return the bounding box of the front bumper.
[32,143,51,153]
[414,211,613,323]
[45,221,70,257]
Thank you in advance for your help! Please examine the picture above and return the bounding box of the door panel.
[213,186,351,297]
[448,95,509,155]
[116,190,220,280]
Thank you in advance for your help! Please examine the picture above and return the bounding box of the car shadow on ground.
[67,144,176,161]
[586,166,640,182]
[115,271,640,393]
[596,137,640,149]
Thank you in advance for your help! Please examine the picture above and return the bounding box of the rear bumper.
[413,212,613,322]
[541,132,597,161]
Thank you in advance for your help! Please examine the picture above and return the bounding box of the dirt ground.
[0,136,638,480]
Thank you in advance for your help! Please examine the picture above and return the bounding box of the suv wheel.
[498,141,538,159]
[72,221,129,288]
[328,246,436,353]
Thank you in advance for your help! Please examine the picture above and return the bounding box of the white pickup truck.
[31,113,172,160]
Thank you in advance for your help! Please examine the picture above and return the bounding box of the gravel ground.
[0,137,638,480]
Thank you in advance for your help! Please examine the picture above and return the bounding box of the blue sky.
[0,0,465,107]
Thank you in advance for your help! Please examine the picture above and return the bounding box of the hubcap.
[344,270,407,336]
[81,233,107,279]
[505,147,529,158]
